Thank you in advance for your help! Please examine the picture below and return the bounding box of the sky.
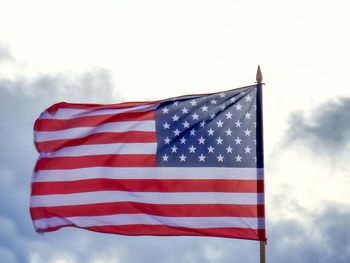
[1,0,350,262]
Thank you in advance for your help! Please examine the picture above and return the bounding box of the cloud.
[267,203,350,263]
[264,97,350,263]
[284,97,350,159]
[314,205,350,259]
[0,247,17,263]
[0,44,13,62]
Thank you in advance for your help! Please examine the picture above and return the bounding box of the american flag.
[30,85,266,241]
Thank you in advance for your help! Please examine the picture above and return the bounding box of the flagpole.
[256,65,266,263]
[260,241,266,263]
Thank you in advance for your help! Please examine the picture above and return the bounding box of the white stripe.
[30,191,264,207]
[40,104,159,120]
[33,167,264,182]
[33,214,265,230]
[35,120,155,142]
[40,143,157,158]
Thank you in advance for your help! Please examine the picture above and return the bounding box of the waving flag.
[30,85,266,241]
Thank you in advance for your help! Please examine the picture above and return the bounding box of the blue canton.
[155,86,261,167]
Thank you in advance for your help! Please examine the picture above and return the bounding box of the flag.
[30,85,266,241]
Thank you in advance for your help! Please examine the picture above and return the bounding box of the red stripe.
[35,131,157,152]
[35,111,155,131]
[36,224,266,241]
[46,101,160,113]
[30,203,264,220]
[34,155,156,171]
[31,179,264,195]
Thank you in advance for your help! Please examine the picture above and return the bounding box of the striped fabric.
[31,86,266,241]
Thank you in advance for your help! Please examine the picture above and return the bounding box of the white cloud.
[203,245,225,262]
[88,249,125,263]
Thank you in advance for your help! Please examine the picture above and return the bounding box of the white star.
[173,129,180,136]
[162,107,169,114]
[200,121,206,127]
[198,154,206,162]
[171,145,178,153]
[235,103,242,111]
[192,113,199,120]
[208,145,214,153]
[219,104,225,111]
[190,129,196,136]
[225,128,232,136]
[172,115,179,121]
[219,92,226,98]
[190,99,197,106]
[216,120,224,127]
[217,154,224,162]
[210,113,216,119]
[179,154,186,162]
[254,122,257,128]
[207,128,215,136]
[198,137,205,144]
[162,154,169,162]
[216,137,223,144]
[164,137,171,144]
[188,145,196,153]
[226,112,233,119]
[245,94,252,102]
[180,137,187,144]
[201,105,208,112]
[210,99,217,104]
[226,145,233,153]
[235,154,242,162]
[244,146,252,153]
[235,120,241,127]
[163,122,170,129]
[235,137,242,144]
[230,97,236,103]
[173,101,179,106]
[244,129,251,136]
[245,112,252,119]
[182,107,189,114]
[182,121,190,128]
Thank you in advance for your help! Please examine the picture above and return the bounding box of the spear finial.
[256,65,263,84]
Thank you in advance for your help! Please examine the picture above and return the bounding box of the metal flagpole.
[256,65,266,263]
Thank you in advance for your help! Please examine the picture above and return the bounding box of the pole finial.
[256,65,263,84]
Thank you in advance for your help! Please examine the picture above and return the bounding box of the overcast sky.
[1,1,350,262]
